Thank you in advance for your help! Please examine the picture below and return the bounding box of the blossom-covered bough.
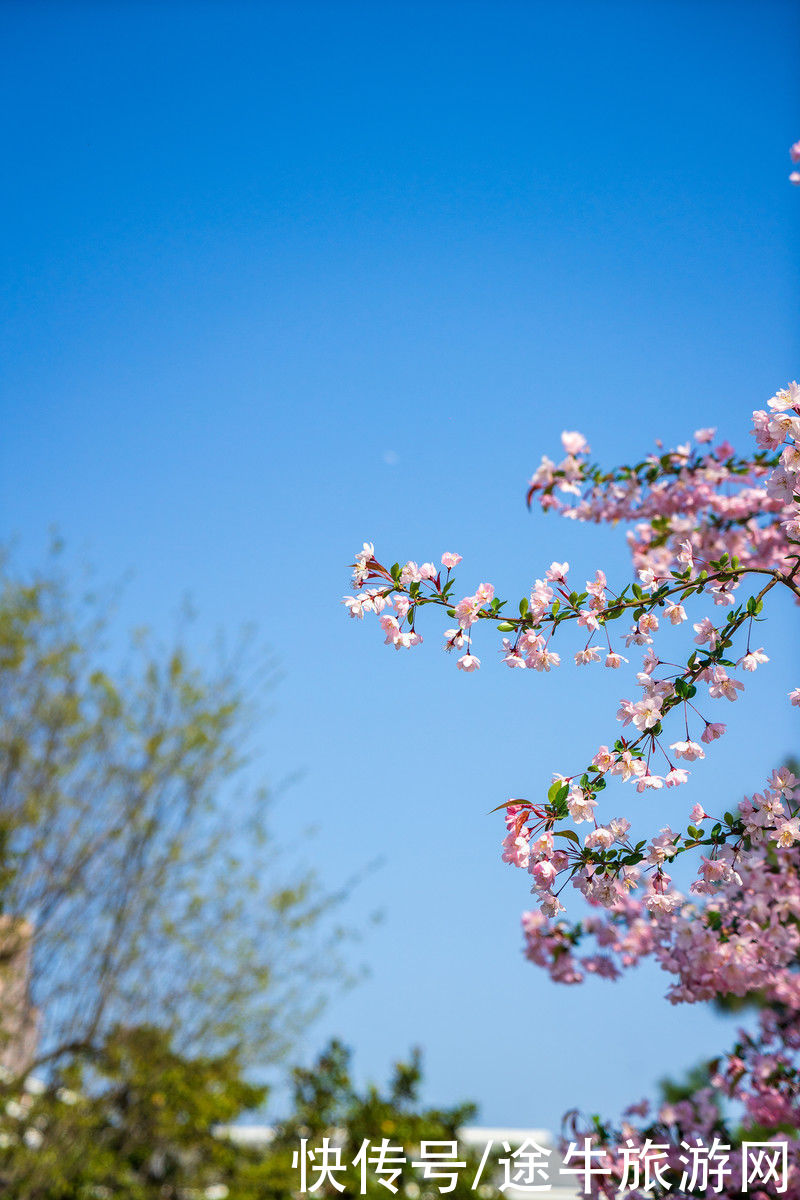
[343,145,800,1197]
[345,391,800,922]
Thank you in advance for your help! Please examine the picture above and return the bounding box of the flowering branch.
[344,383,800,922]
[340,138,800,1200]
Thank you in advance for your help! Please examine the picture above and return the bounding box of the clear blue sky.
[1,0,799,1131]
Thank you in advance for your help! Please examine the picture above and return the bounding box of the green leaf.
[547,780,569,805]
[555,829,580,845]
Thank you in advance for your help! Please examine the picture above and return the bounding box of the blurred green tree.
[0,1034,497,1199]
[233,1038,498,1198]
[0,1024,266,1198]
[0,551,493,1199]
[0,545,347,1076]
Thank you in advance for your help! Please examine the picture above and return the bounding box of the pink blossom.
[640,649,659,676]
[561,430,589,455]
[768,380,800,411]
[644,890,681,914]
[635,772,664,792]
[379,613,399,641]
[568,790,597,824]
[697,855,740,887]
[707,671,744,702]
[693,617,718,648]
[530,647,560,671]
[623,1099,650,1118]
[586,569,607,597]
[585,827,614,850]
[669,739,705,762]
[664,602,687,625]
[631,696,663,730]
[457,653,481,672]
[775,818,800,848]
[502,833,530,869]
[399,560,423,586]
[529,831,553,858]
[610,751,644,782]
[677,539,694,567]
[352,542,376,585]
[577,608,600,633]
[738,647,769,671]
[592,746,615,771]
[608,817,631,841]
[539,894,564,919]
[453,597,478,627]
[530,579,554,609]
[638,566,660,593]
[500,639,526,668]
[441,552,462,569]
[769,767,799,798]
[532,859,557,888]
[637,612,659,635]
[342,595,366,618]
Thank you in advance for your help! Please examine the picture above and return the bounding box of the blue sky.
[1,0,799,1131]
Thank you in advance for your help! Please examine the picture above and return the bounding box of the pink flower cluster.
[344,385,800,920]
[344,382,800,1194]
[519,767,800,994]
[343,149,800,1195]
[558,1004,800,1200]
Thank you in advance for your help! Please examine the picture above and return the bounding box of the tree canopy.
[0,546,346,1075]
